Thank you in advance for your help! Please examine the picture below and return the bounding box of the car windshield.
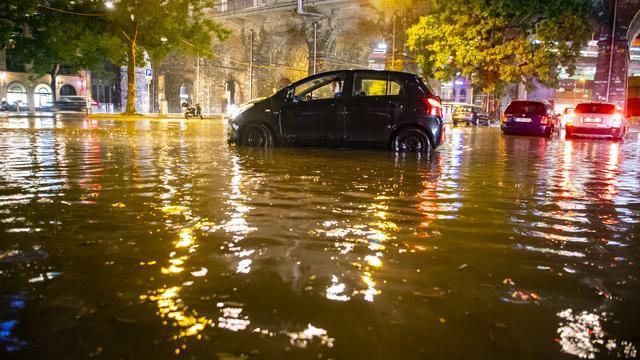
[454,106,472,112]
[574,103,616,114]
[505,102,546,115]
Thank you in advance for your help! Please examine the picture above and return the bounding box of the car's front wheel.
[240,124,273,147]
[391,128,431,153]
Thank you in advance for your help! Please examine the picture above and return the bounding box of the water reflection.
[556,308,637,359]
[0,118,639,358]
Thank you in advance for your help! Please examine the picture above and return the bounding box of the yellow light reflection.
[360,272,379,302]
[175,228,194,248]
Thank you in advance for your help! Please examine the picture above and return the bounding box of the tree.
[98,0,229,114]
[0,0,36,49]
[8,1,106,102]
[406,0,595,97]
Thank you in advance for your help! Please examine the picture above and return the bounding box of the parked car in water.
[565,102,628,140]
[53,96,87,112]
[227,70,445,152]
[501,100,555,137]
[452,104,490,126]
[560,107,574,128]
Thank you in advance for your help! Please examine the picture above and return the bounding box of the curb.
[87,113,224,121]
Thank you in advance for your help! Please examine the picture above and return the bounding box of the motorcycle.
[183,103,203,119]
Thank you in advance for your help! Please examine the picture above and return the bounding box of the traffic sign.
[145,68,152,80]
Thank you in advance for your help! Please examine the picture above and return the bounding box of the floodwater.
[0,116,639,359]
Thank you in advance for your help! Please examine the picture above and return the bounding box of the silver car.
[565,102,628,140]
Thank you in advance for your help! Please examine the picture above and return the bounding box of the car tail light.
[424,95,442,117]
[563,113,574,124]
[501,114,507,124]
[540,116,550,125]
[612,113,623,127]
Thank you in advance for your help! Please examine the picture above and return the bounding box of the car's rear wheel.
[240,124,273,147]
[391,128,431,153]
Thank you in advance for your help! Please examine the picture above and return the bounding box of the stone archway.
[60,84,77,96]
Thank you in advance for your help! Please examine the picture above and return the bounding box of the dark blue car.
[501,100,555,137]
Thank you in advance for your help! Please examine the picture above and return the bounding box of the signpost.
[145,68,152,113]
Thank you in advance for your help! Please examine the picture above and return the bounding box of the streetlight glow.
[105,1,114,9]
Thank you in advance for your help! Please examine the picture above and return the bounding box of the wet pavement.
[0,116,639,359]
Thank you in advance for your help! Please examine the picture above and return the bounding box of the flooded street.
[1,116,639,359]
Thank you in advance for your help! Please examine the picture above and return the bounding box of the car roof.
[298,69,419,82]
[575,102,616,106]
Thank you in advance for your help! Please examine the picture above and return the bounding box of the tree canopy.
[98,0,230,114]
[7,1,106,101]
[406,0,595,95]
[3,0,229,114]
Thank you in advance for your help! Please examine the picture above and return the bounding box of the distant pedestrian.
[15,101,21,113]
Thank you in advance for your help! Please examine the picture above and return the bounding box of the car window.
[293,74,345,102]
[353,74,402,97]
[505,101,546,115]
[574,103,616,114]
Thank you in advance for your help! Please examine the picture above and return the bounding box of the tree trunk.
[124,41,137,114]
[50,63,60,102]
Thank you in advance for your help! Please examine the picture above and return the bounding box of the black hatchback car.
[227,70,445,152]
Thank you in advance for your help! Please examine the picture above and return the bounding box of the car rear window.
[574,103,616,114]
[505,101,546,115]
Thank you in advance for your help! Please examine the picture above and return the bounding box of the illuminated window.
[34,84,52,108]
[6,82,27,106]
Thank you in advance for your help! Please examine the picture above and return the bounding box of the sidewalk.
[0,111,56,118]
[0,111,224,120]
[88,112,223,120]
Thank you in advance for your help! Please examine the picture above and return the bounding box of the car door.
[344,73,403,146]
[279,73,346,146]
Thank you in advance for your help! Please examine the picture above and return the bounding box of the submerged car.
[501,100,555,137]
[452,104,490,126]
[565,102,628,140]
[560,107,574,128]
[227,70,445,152]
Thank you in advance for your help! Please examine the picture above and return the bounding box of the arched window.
[459,89,467,103]
[7,82,28,106]
[60,84,77,96]
[34,84,52,108]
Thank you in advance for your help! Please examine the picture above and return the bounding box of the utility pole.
[249,29,254,100]
[313,22,317,75]
[391,13,396,70]
[196,51,200,104]
[606,0,617,102]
